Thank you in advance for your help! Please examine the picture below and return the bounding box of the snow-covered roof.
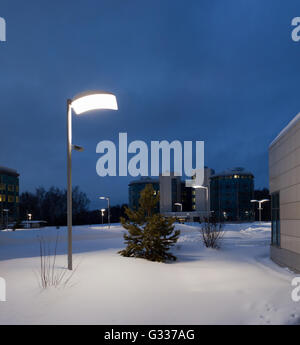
[129,177,159,185]
[0,166,19,177]
[211,167,253,179]
[269,112,300,148]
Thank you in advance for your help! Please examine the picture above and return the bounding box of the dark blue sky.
[1,0,300,209]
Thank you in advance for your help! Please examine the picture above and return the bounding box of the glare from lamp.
[71,92,118,115]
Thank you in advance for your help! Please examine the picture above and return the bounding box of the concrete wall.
[269,113,300,271]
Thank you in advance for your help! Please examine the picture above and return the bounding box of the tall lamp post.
[67,91,118,270]
[99,196,110,229]
[251,199,269,222]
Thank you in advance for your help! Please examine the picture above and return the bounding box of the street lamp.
[27,213,32,229]
[99,196,110,229]
[251,199,269,222]
[100,208,106,225]
[174,202,182,212]
[67,91,118,270]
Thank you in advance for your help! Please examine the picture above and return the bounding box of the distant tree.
[19,186,131,226]
[19,186,90,226]
[119,184,180,262]
[71,186,90,214]
[19,191,39,220]
[200,217,225,249]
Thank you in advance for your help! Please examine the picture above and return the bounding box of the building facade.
[128,177,159,210]
[210,167,254,221]
[181,182,193,212]
[0,166,19,226]
[128,168,215,221]
[192,167,214,214]
[159,173,181,213]
[269,113,300,272]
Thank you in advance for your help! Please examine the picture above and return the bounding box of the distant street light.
[251,199,269,222]
[27,213,32,229]
[100,208,106,225]
[99,196,110,229]
[67,91,118,270]
[174,202,182,212]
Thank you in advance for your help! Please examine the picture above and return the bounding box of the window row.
[0,184,19,192]
[0,195,19,203]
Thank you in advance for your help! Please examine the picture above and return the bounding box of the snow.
[0,222,299,325]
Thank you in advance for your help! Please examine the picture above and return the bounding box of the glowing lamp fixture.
[71,91,118,115]
[251,199,270,222]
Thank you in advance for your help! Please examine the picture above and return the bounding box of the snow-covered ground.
[0,222,299,325]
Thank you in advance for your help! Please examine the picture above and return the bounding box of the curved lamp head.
[193,185,208,189]
[71,91,118,115]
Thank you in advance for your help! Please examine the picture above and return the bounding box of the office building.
[128,168,214,221]
[128,177,159,210]
[269,113,300,272]
[159,173,181,213]
[210,167,254,221]
[0,166,19,226]
[181,182,193,212]
[192,167,214,214]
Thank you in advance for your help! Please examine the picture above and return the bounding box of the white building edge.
[269,112,300,272]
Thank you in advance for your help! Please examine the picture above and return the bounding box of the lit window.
[16,196,19,203]
[8,185,14,192]
[234,175,239,179]
[16,185,19,192]
[2,195,5,202]
[0,183,5,190]
[8,195,14,203]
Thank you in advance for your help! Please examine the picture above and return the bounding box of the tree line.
[19,186,127,226]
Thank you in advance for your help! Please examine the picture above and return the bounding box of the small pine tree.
[119,184,180,262]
